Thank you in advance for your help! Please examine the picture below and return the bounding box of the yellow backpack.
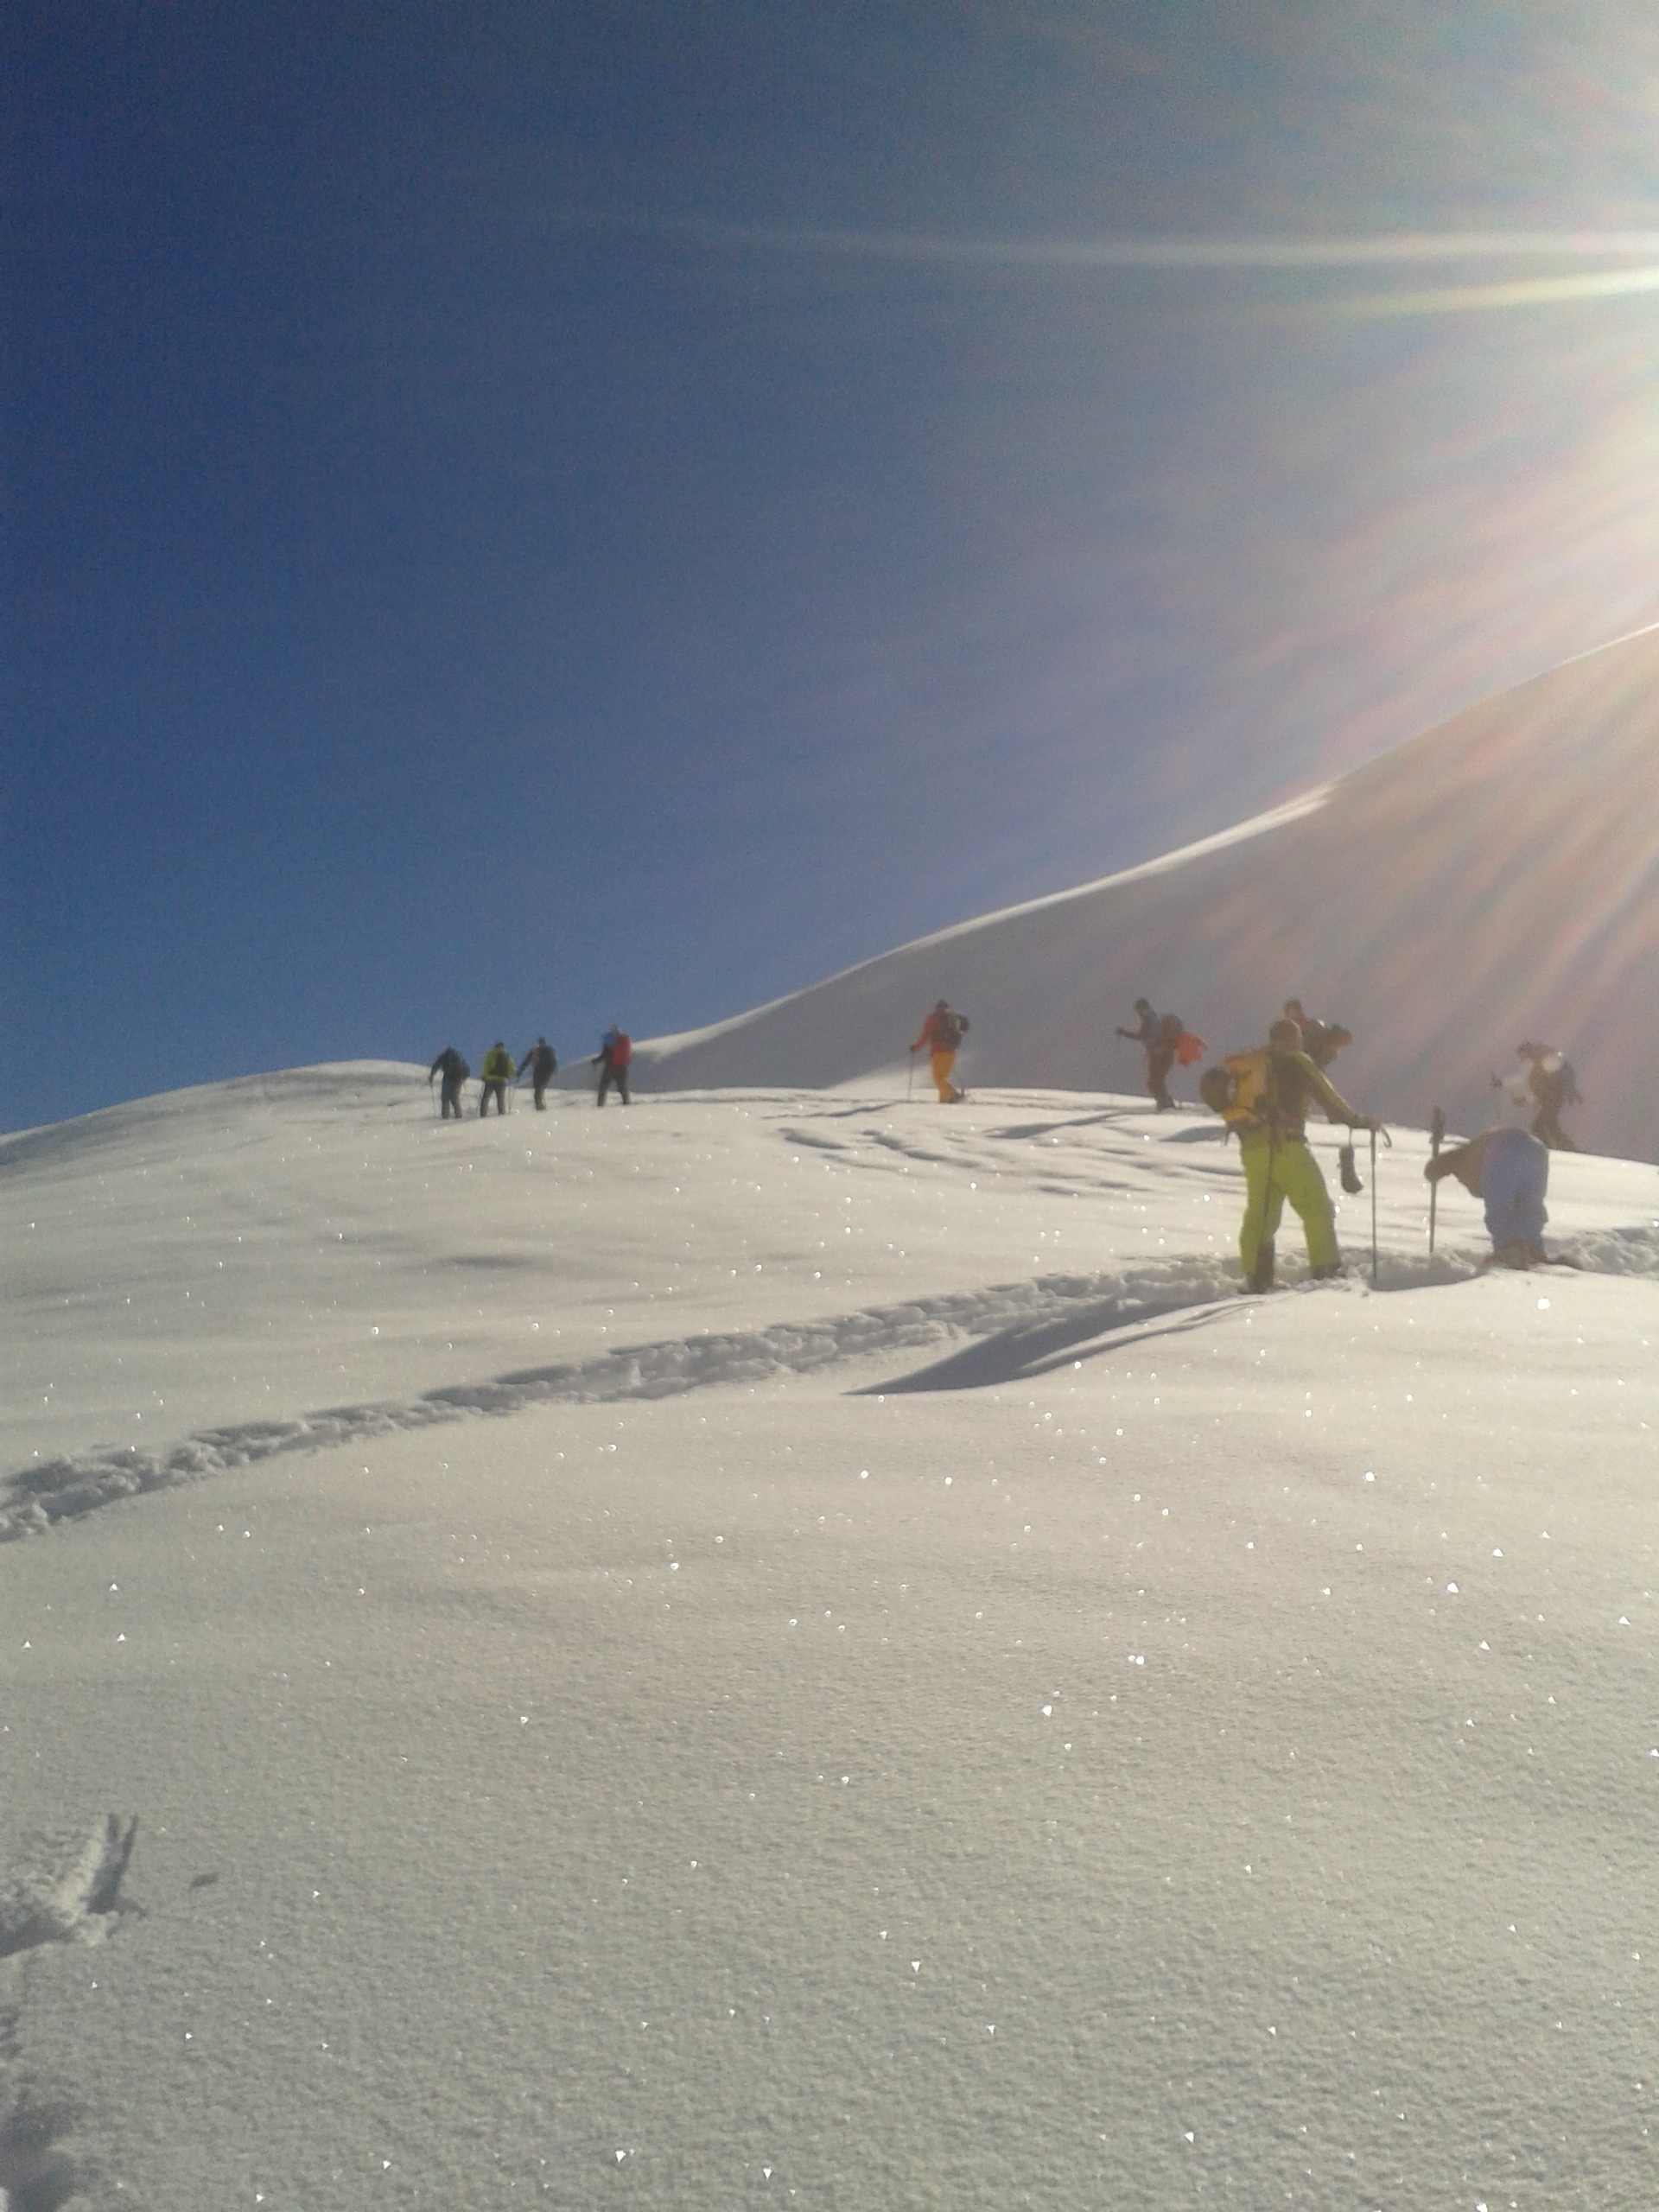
[1198,1049,1274,1130]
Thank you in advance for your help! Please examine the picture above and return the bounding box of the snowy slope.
[4,1065,1659,2208]
[627,624,1659,1164]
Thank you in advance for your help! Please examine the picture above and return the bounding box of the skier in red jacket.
[594,1027,632,1107]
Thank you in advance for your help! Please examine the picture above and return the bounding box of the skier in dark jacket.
[429,1046,469,1120]
[1516,1043,1580,1150]
[1116,999,1179,1110]
[594,1027,632,1107]
[1282,1000,1352,1071]
[518,1038,557,1110]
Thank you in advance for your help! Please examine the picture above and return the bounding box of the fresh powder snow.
[3,1062,1657,2208]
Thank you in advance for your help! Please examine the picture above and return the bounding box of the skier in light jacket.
[479,1042,515,1116]
[1235,1019,1380,1292]
[1516,1043,1580,1150]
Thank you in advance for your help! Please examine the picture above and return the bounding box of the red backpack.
[609,1032,632,1067]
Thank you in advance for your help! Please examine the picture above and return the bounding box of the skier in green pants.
[1236,1018,1380,1291]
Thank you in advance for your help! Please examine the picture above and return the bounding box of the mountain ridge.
[632,622,1659,1162]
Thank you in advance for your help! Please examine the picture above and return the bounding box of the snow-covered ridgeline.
[622,624,1659,1164]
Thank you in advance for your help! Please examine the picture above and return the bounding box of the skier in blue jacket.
[1425,1125,1550,1266]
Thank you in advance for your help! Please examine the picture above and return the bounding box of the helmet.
[1134,997,1150,1011]
[1269,1018,1301,1048]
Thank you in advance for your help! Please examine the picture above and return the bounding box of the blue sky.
[7,2,1659,1126]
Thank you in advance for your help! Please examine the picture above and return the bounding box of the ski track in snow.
[0,1818,140,2211]
[8,1224,1656,1541]
[2,1258,1238,1538]
[0,1819,139,1962]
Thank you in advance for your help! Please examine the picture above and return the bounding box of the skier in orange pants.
[911,1001,969,1103]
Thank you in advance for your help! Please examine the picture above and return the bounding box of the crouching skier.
[1203,1018,1380,1292]
[1425,1125,1549,1268]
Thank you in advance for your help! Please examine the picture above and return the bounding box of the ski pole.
[1427,1105,1445,1255]
[907,1051,914,1103]
[1370,1126,1379,1286]
[1247,1108,1277,1293]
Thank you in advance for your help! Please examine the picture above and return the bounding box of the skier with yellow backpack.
[1200,1017,1381,1292]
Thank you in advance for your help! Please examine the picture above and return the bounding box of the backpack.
[1539,1052,1578,1103]
[1199,1049,1274,1130]
[1157,1012,1185,1046]
[609,1032,632,1067]
[935,1008,966,1051]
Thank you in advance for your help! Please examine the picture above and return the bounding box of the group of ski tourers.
[427,1028,635,1117]
[918,990,1580,1287]
[431,988,1582,1284]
